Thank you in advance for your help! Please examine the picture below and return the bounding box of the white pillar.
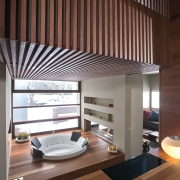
[0,64,11,180]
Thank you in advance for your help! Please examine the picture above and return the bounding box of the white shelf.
[84,103,114,114]
[84,97,113,107]
[84,114,113,129]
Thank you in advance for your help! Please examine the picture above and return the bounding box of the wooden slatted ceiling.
[0,0,168,81]
[3,0,169,65]
[0,39,159,81]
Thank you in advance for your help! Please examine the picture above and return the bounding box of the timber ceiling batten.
[0,0,168,80]
[0,39,159,81]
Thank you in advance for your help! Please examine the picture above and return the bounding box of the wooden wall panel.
[170,0,180,66]
[10,40,17,77]
[128,0,132,60]
[65,0,70,49]
[79,0,85,51]
[159,0,180,143]
[0,0,5,38]
[98,0,103,55]
[104,0,109,56]
[132,2,136,61]
[92,0,97,54]
[114,0,118,58]
[0,39,13,76]
[136,3,140,62]
[31,0,36,43]
[21,0,27,42]
[72,0,78,50]
[1,0,169,66]
[40,0,46,45]
[86,0,91,53]
[57,0,63,48]
[49,0,54,46]
[160,65,180,142]
[109,0,114,57]
[119,0,123,58]
[10,0,16,40]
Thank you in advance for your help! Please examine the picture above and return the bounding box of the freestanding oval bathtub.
[31,131,88,160]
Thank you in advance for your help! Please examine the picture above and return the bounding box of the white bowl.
[16,136,30,143]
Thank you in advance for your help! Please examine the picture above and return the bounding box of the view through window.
[151,91,159,108]
[12,80,80,137]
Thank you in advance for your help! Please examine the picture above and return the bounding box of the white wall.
[0,64,11,180]
[143,75,150,90]
[150,74,159,90]
[143,73,159,91]
[125,75,143,158]
[81,75,143,159]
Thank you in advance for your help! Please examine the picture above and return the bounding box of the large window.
[143,91,150,108]
[12,80,80,137]
[151,91,159,108]
[143,90,159,109]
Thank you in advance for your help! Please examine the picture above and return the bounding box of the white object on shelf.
[107,145,117,153]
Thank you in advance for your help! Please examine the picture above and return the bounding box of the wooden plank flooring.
[9,130,125,180]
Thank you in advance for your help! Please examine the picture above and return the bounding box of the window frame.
[12,80,81,138]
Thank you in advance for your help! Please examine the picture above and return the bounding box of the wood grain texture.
[9,130,125,180]
[49,0,54,46]
[104,0,109,56]
[40,0,46,45]
[92,0,97,54]
[10,40,17,77]
[65,0,70,49]
[57,0,63,48]
[0,0,5,38]
[0,53,3,63]
[0,0,171,81]
[86,0,91,53]
[160,64,180,142]
[31,0,36,43]
[1,0,169,66]
[114,0,118,58]
[72,0,78,50]
[159,0,180,143]
[79,0,85,51]
[21,0,27,41]
[17,42,26,77]
[10,0,16,40]
[0,39,13,76]
[109,0,113,57]
[98,0,103,55]
[119,0,123,58]
[74,170,111,180]
[0,39,159,81]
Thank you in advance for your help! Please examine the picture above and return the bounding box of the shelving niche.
[84,97,114,129]
[84,96,113,107]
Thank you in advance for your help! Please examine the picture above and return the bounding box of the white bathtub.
[31,133,88,160]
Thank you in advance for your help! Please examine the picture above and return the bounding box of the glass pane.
[143,91,150,108]
[13,93,80,107]
[13,105,80,122]
[14,119,78,135]
[151,91,159,108]
[14,79,79,90]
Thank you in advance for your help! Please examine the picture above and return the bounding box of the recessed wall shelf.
[84,97,113,107]
[83,97,114,130]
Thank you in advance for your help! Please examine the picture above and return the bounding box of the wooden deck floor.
[9,130,125,180]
